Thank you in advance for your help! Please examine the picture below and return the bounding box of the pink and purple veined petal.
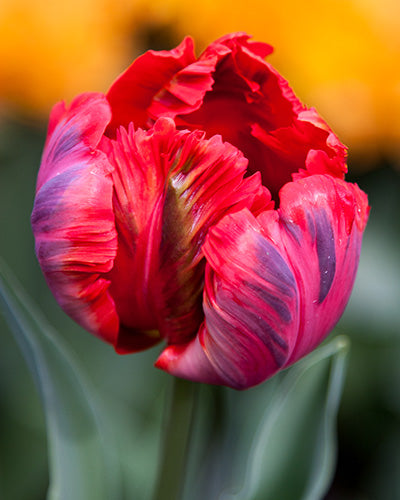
[31,93,120,345]
[156,175,369,389]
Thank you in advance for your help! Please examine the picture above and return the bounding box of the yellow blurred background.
[1,0,399,166]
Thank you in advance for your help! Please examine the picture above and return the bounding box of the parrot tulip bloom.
[32,33,369,389]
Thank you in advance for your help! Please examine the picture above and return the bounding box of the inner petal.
[101,118,271,347]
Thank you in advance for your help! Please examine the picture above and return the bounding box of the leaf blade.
[0,259,121,500]
[221,336,349,500]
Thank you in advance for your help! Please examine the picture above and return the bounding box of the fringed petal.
[102,117,270,348]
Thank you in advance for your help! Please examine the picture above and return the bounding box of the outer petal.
[36,93,112,191]
[31,93,120,345]
[156,210,298,388]
[156,175,369,389]
[101,117,271,351]
[276,174,369,363]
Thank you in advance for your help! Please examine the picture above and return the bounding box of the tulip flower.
[32,33,369,389]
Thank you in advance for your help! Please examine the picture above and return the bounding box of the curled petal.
[106,37,197,133]
[252,108,347,191]
[156,175,369,389]
[31,93,119,344]
[148,54,220,120]
[157,210,298,388]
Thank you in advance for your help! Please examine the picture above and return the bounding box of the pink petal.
[37,92,112,191]
[156,175,369,389]
[157,209,298,389]
[276,174,369,363]
[101,117,271,349]
[31,93,120,345]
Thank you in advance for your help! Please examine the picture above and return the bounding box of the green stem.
[152,377,197,500]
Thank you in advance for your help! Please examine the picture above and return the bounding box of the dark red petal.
[106,37,196,133]
[251,108,347,193]
[149,33,346,200]
[148,55,219,119]
[102,117,270,349]
[156,175,369,389]
[31,93,120,344]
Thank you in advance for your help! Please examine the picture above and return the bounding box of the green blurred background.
[1,1,399,499]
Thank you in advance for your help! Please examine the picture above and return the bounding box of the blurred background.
[1,1,399,499]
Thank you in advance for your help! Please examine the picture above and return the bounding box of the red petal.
[101,117,270,349]
[156,209,298,388]
[156,175,369,389]
[31,93,120,344]
[106,37,196,134]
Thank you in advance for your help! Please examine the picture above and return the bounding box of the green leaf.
[222,336,349,500]
[0,259,122,500]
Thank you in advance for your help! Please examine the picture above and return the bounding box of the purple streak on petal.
[314,210,336,303]
[253,233,296,297]
[192,210,300,388]
[306,211,316,241]
[47,128,81,164]
[283,220,301,244]
[215,289,289,367]
[244,281,292,324]
[32,164,83,235]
